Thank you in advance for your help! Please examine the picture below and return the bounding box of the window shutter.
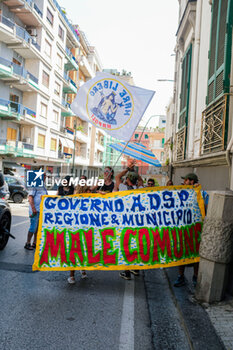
[207,0,231,105]
[179,44,192,129]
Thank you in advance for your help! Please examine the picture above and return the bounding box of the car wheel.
[0,213,11,250]
[13,193,23,203]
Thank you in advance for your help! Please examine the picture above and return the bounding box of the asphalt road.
[1,201,218,350]
[0,202,153,350]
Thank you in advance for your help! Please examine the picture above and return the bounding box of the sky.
[58,0,179,128]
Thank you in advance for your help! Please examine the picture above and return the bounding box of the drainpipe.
[190,0,203,157]
[226,136,233,166]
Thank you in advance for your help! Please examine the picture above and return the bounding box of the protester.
[92,167,114,194]
[57,175,74,196]
[67,185,91,284]
[173,173,209,288]
[147,178,155,187]
[114,160,140,280]
[166,179,173,186]
[24,173,47,250]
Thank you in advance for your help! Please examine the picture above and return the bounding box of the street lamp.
[139,114,165,142]
[157,79,175,82]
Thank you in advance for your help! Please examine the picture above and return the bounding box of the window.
[58,25,64,41]
[40,103,47,118]
[144,134,148,139]
[50,138,57,151]
[42,70,50,88]
[162,138,165,147]
[207,0,232,105]
[54,81,61,96]
[57,53,62,69]
[135,134,139,139]
[38,134,45,149]
[7,127,17,141]
[160,152,164,162]
[46,8,54,26]
[44,39,52,58]
[179,44,192,129]
[53,110,59,123]
[153,140,161,148]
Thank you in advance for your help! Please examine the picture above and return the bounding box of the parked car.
[4,175,28,203]
[0,173,13,250]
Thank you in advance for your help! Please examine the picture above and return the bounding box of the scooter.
[0,172,15,250]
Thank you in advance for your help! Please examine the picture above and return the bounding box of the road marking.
[119,278,135,350]
[12,219,29,228]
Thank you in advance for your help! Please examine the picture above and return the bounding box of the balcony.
[0,98,23,120]
[63,73,78,94]
[0,15,41,59]
[8,24,41,59]
[52,0,80,46]
[175,126,186,162]
[79,55,93,78]
[3,0,43,26]
[76,130,88,144]
[0,57,39,91]
[61,98,75,117]
[0,98,36,122]
[200,94,228,155]
[0,139,34,157]
[65,47,79,71]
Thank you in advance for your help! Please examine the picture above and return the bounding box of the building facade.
[0,0,104,179]
[165,0,233,190]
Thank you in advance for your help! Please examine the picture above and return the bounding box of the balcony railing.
[175,126,186,161]
[0,139,34,152]
[0,15,15,29]
[0,56,38,84]
[53,0,80,44]
[0,98,36,119]
[200,94,228,155]
[33,3,43,18]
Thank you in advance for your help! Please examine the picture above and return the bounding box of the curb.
[164,267,226,350]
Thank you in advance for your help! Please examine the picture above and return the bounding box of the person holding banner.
[114,161,141,280]
[93,167,115,194]
[24,175,47,250]
[67,185,91,284]
[174,173,208,288]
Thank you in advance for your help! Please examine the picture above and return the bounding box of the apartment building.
[0,0,104,178]
[165,0,233,190]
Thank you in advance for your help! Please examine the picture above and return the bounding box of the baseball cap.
[126,172,139,185]
[181,173,198,183]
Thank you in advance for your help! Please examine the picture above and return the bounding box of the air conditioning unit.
[27,28,37,37]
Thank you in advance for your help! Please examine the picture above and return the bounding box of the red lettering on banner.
[101,228,117,265]
[107,124,111,129]
[194,222,202,252]
[138,228,151,262]
[123,229,138,262]
[84,229,101,264]
[39,230,67,266]
[69,231,84,265]
[184,227,194,255]
[171,228,183,259]
[151,228,172,262]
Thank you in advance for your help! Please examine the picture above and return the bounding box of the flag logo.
[86,78,134,131]
[26,168,44,188]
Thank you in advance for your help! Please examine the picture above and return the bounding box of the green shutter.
[179,44,192,129]
[207,0,232,105]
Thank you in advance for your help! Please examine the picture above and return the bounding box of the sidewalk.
[206,297,233,350]
[144,267,226,350]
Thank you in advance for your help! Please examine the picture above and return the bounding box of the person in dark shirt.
[94,167,115,193]
[57,175,74,196]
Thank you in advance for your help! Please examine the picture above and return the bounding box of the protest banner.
[33,186,205,271]
[71,72,155,141]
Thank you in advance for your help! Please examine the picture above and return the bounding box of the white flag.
[71,72,155,141]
